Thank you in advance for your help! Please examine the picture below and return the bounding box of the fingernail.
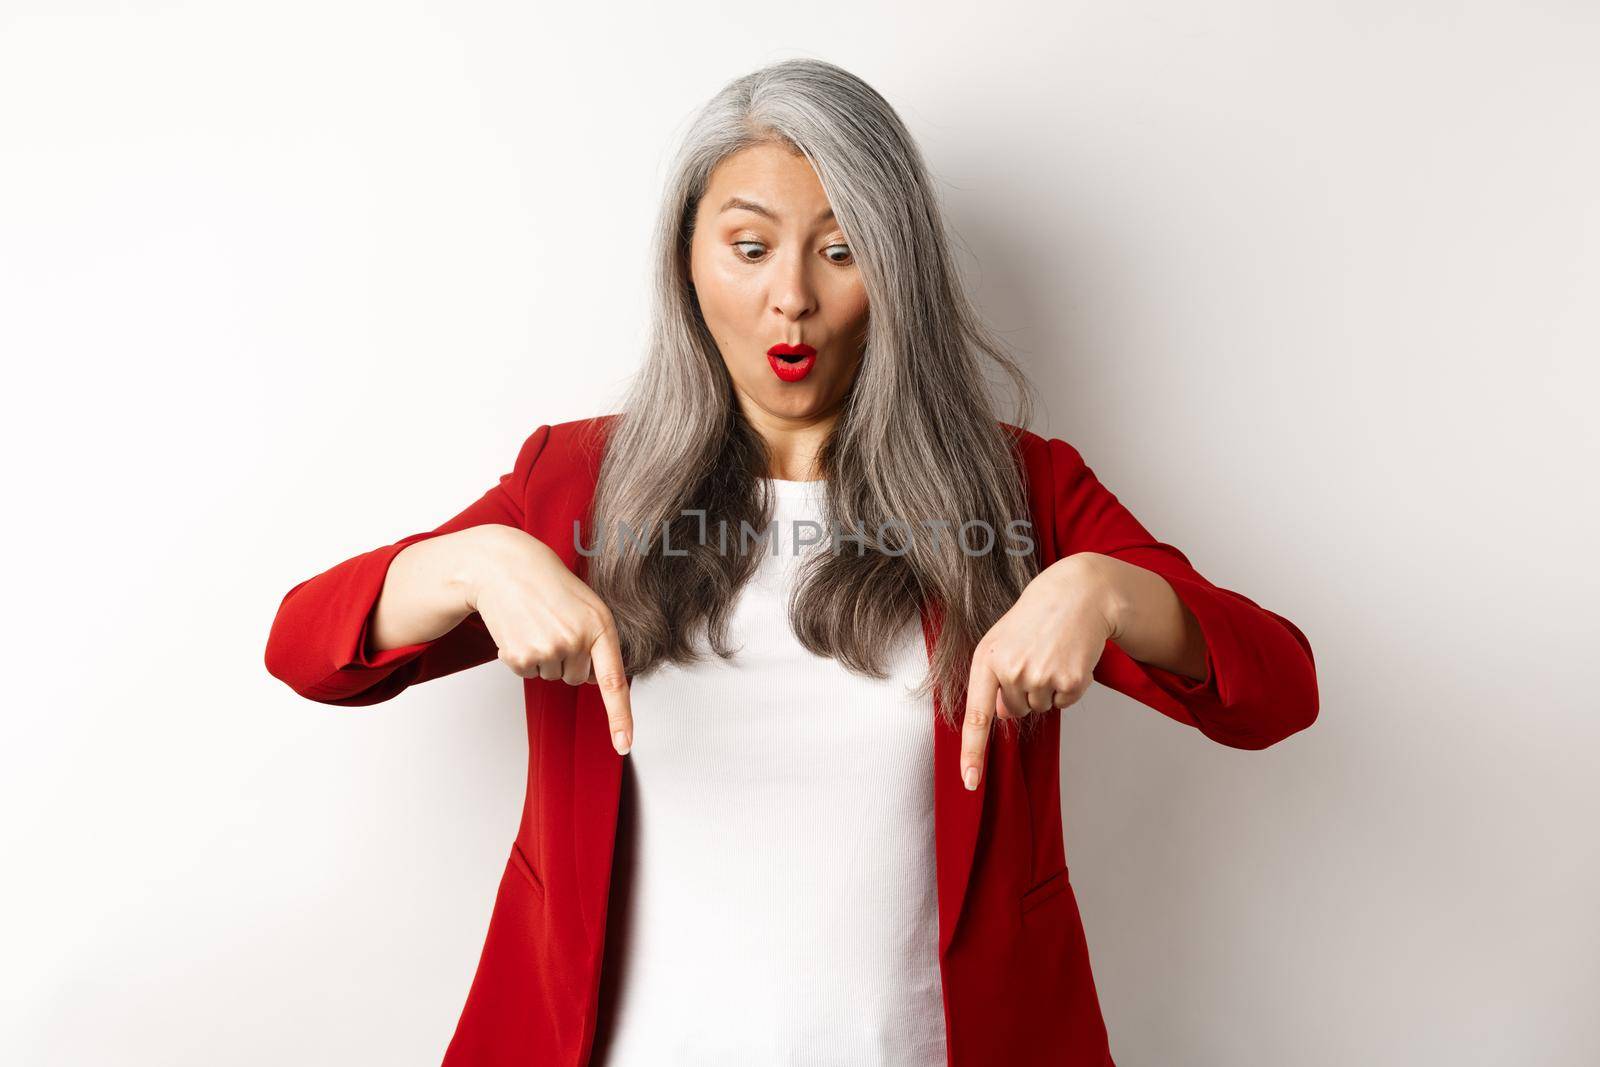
[614,730,631,755]
[963,766,979,791]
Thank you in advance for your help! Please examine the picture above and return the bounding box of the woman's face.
[688,142,869,434]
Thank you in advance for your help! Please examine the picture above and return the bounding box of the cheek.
[830,282,871,338]
[693,259,757,328]
[825,268,867,308]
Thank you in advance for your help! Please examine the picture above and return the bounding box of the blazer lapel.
[550,421,628,955]
[574,683,626,952]
[927,431,1049,957]
[924,597,987,957]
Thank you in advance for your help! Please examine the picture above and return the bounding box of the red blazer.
[264,414,1318,1066]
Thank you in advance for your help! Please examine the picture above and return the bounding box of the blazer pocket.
[510,839,547,901]
[1020,864,1071,916]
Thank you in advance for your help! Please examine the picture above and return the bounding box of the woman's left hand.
[959,552,1122,791]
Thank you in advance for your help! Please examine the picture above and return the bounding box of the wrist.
[1046,552,1128,642]
[449,524,513,614]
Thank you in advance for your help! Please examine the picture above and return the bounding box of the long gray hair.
[583,58,1044,732]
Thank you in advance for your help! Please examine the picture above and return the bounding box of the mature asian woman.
[265,57,1318,1067]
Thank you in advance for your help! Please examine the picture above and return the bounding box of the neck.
[739,401,837,482]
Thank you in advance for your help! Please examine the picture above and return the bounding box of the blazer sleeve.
[1048,436,1319,750]
[263,424,552,707]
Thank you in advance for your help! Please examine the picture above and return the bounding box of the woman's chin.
[746,385,838,424]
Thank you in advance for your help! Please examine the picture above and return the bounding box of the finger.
[1051,682,1086,710]
[475,603,546,682]
[1025,682,1056,714]
[1051,665,1092,711]
[995,675,1033,720]
[562,647,592,686]
[962,654,1000,791]
[589,615,633,755]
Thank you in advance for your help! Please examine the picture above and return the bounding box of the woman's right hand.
[464,525,633,755]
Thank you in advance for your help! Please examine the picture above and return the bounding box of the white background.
[4,2,1596,1064]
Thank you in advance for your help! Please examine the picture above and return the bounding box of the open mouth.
[767,348,816,382]
[764,350,812,383]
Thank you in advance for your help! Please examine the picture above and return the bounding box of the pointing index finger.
[961,650,999,791]
[589,617,633,755]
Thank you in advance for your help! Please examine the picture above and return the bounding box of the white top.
[598,477,947,1066]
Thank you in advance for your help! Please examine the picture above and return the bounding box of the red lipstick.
[767,342,817,383]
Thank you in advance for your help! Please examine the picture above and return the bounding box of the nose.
[769,246,818,322]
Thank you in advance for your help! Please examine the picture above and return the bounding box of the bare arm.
[365,525,499,654]
[1076,551,1210,682]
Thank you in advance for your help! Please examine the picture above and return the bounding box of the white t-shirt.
[596,477,947,1066]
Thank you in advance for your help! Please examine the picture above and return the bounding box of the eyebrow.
[718,197,836,226]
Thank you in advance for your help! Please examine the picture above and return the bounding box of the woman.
[265,59,1318,1066]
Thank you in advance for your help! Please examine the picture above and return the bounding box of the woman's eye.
[731,241,854,265]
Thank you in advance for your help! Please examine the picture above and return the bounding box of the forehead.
[701,143,834,224]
